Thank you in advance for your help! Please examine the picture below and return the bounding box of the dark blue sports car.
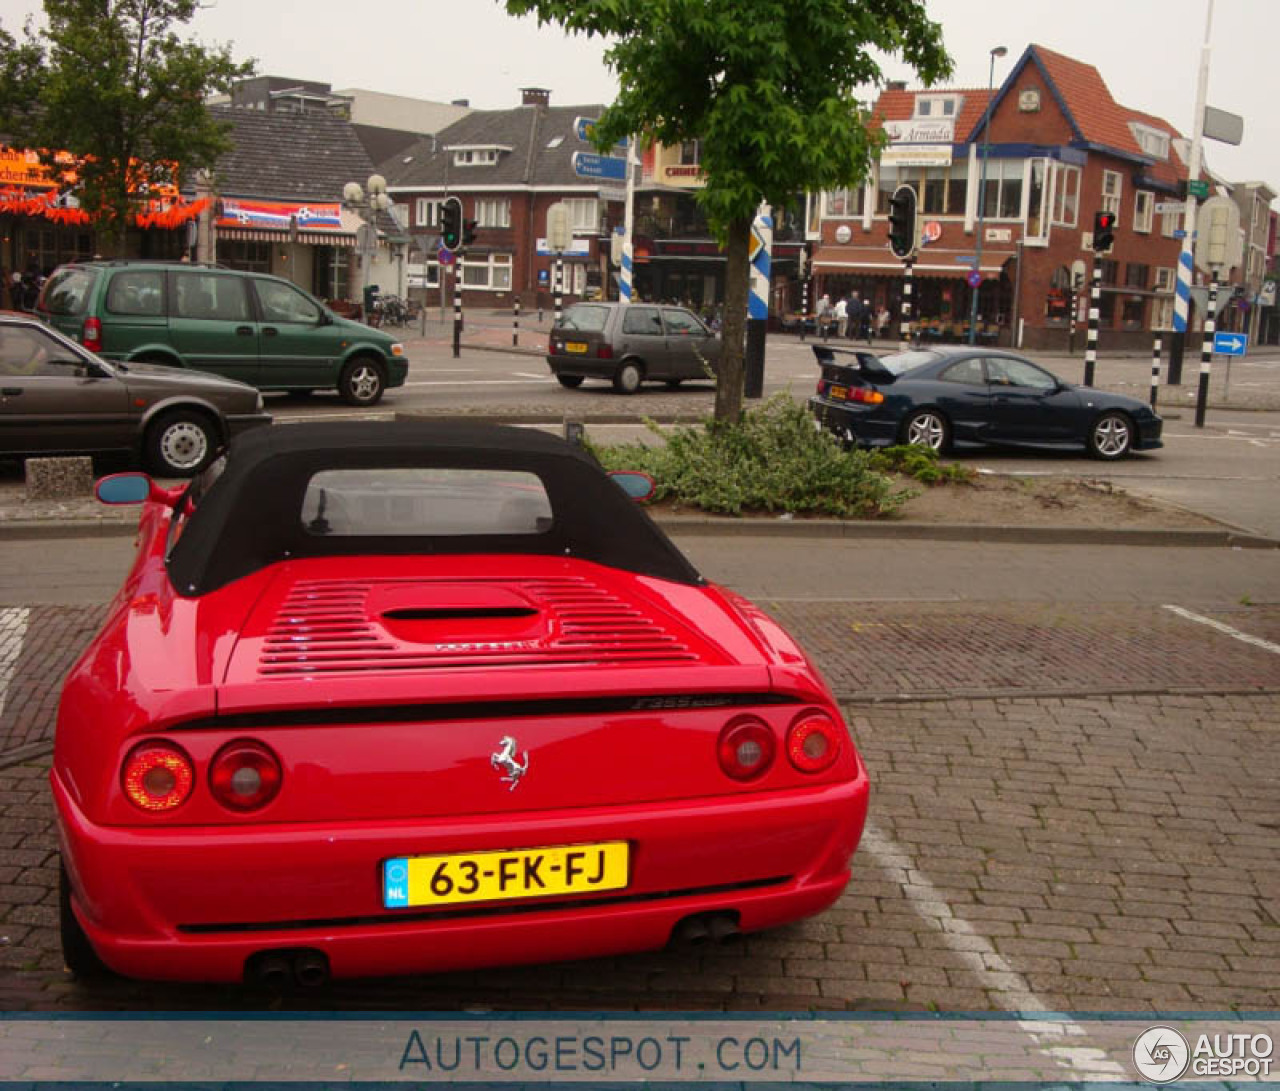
[809,344,1162,460]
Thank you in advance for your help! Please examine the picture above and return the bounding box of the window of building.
[1044,266,1071,324]
[1161,208,1179,237]
[1099,259,1119,286]
[219,240,273,274]
[876,166,901,215]
[415,198,441,228]
[1052,164,1080,226]
[1102,170,1122,216]
[679,140,701,166]
[314,246,350,302]
[460,253,513,290]
[1027,159,1048,239]
[1155,267,1175,292]
[454,149,498,167]
[1130,124,1170,160]
[1134,190,1154,233]
[915,95,958,119]
[1153,297,1174,330]
[475,199,511,228]
[979,159,1023,219]
[824,188,865,217]
[563,197,599,234]
[1122,295,1146,326]
[1124,263,1150,289]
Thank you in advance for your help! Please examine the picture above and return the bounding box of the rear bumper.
[54,768,868,983]
[809,396,900,446]
[546,356,619,380]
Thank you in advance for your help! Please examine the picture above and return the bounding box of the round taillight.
[717,718,776,781]
[209,739,282,811]
[787,713,842,774]
[122,740,194,813]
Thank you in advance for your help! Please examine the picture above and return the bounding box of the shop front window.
[1027,159,1047,239]
[1045,265,1071,324]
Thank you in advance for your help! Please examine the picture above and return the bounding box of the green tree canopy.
[0,0,253,255]
[504,0,951,419]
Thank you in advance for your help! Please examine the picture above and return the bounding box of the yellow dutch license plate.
[565,341,589,354]
[382,841,629,908]
[828,384,848,400]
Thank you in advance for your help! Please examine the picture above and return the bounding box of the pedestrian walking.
[847,292,863,341]
[816,293,832,340]
[834,295,848,339]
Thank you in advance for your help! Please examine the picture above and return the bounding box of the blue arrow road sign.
[574,117,629,149]
[571,151,628,182]
[1212,331,1247,356]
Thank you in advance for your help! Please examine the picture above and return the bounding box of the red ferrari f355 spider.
[53,421,869,984]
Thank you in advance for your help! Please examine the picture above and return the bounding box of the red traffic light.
[1092,210,1116,252]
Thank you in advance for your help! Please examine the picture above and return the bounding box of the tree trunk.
[714,214,752,422]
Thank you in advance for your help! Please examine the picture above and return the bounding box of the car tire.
[556,374,584,389]
[1088,411,1134,460]
[902,408,950,452]
[339,356,386,406]
[60,863,111,979]
[613,361,643,395]
[145,409,218,477]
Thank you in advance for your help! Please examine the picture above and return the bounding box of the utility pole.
[1169,0,1214,386]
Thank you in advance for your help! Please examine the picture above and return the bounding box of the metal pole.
[1170,0,1214,385]
[513,296,520,347]
[452,258,462,359]
[620,134,637,304]
[968,47,1005,345]
[800,276,808,341]
[1150,332,1162,408]
[1084,261,1101,387]
[554,256,564,325]
[899,257,914,351]
[1195,273,1217,427]
[745,204,772,400]
[1068,287,1076,355]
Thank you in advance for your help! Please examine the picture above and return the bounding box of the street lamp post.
[968,45,1008,346]
[343,174,391,324]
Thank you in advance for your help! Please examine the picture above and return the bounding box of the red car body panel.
[54,425,870,983]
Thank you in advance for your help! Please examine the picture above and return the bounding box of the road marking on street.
[859,823,1127,1077]
[1162,604,1280,654]
[0,608,30,723]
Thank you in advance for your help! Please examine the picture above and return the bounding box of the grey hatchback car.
[546,302,721,393]
[0,311,270,476]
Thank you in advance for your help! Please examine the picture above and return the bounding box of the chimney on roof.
[521,87,550,107]
[887,80,907,92]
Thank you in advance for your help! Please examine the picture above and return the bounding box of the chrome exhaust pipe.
[670,915,711,947]
[246,953,292,990]
[708,914,742,945]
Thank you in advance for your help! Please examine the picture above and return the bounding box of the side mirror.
[96,473,153,505]
[609,470,656,502]
[96,472,183,506]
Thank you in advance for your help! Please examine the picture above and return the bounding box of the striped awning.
[216,225,356,245]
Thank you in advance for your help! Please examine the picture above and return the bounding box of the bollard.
[1150,332,1162,409]
[513,297,520,348]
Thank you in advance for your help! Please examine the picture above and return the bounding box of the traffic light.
[1092,210,1116,253]
[463,219,478,247]
[440,196,463,253]
[888,185,918,260]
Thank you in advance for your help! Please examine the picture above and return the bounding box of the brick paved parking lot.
[0,601,1277,1011]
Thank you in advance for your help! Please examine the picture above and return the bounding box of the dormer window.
[915,95,958,119]
[449,145,510,168]
[1130,123,1169,161]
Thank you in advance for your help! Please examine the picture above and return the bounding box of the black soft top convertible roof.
[166,420,703,596]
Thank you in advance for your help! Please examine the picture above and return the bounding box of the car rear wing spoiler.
[811,344,898,384]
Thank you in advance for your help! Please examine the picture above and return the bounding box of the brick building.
[381,89,623,311]
[810,44,1232,351]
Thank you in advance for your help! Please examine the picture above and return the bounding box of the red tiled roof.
[1027,45,1143,156]
[867,87,994,141]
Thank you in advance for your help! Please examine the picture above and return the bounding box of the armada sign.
[884,118,955,144]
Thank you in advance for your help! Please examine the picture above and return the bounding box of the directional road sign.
[1212,331,1247,356]
[1155,201,1185,215]
[574,117,628,149]
[571,151,627,182]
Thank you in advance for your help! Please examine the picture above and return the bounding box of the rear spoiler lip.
[811,344,898,384]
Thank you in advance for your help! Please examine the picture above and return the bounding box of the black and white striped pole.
[1195,273,1218,428]
[1083,262,1101,387]
[899,257,914,351]
[452,256,462,359]
[800,276,808,342]
[1150,331,1162,409]
[554,256,564,327]
[513,296,520,347]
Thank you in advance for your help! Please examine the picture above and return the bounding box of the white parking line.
[859,823,1127,1077]
[0,607,30,722]
[1162,604,1280,654]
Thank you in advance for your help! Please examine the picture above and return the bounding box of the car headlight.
[390,343,405,357]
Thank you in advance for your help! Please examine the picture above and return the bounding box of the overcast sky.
[2,0,1275,196]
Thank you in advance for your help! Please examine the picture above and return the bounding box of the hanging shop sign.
[216,198,343,230]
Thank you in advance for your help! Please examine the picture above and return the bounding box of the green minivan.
[35,261,409,406]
